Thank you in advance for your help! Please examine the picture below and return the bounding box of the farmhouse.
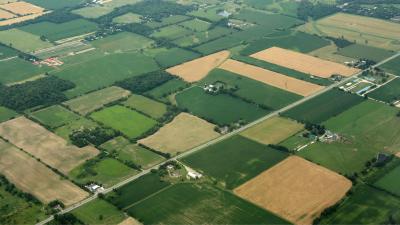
[85,183,105,193]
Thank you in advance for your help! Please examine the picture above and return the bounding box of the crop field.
[54,52,159,97]
[233,9,302,28]
[176,87,269,125]
[55,117,98,142]
[70,158,139,187]
[188,6,225,22]
[91,32,154,53]
[122,94,167,119]
[90,105,157,139]
[100,136,164,169]
[240,116,303,145]
[368,78,400,103]
[0,139,88,205]
[112,12,142,24]
[0,29,53,52]
[19,19,98,42]
[298,13,400,51]
[201,69,302,109]
[0,106,17,123]
[30,105,80,129]
[380,56,400,75]
[172,26,233,47]
[24,0,84,9]
[72,5,114,18]
[146,15,190,29]
[0,57,50,85]
[0,117,99,174]
[154,47,200,68]
[282,89,364,124]
[251,47,360,78]
[126,183,289,224]
[179,18,211,32]
[234,156,351,225]
[64,86,130,116]
[193,35,242,55]
[151,25,193,40]
[166,50,230,82]
[337,44,395,62]
[220,59,325,96]
[374,164,400,196]
[72,199,126,225]
[0,1,44,15]
[139,113,220,155]
[0,44,18,60]
[297,100,400,174]
[145,78,188,100]
[182,135,288,189]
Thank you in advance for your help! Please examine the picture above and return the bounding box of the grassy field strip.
[36,51,400,225]
[122,185,173,210]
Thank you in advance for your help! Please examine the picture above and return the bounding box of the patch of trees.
[297,0,340,20]
[305,123,326,136]
[325,37,353,48]
[128,0,195,21]
[115,71,174,94]
[51,213,82,225]
[70,127,119,147]
[0,174,41,204]
[122,23,153,36]
[338,0,400,20]
[0,76,75,111]
[267,144,292,153]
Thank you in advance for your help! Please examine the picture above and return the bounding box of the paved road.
[36,52,400,225]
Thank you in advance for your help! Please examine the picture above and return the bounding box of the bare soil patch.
[234,156,352,225]
[0,117,99,174]
[219,59,324,96]
[0,139,88,206]
[166,50,230,82]
[0,1,44,15]
[251,47,359,78]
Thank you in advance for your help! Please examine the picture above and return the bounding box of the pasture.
[0,117,99,174]
[176,87,269,125]
[182,135,288,189]
[233,9,302,28]
[146,15,190,28]
[90,105,157,139]
[0,106,17,123]
[72,5,114,19]
[234,156,351,225]
[0,139,88,206]
[139,113,220,155]
[374,164,400,197]
[0,57,50,85]
[0,43,17,60]
[122,94,167,119]
[173,26,233,47]
[63,86,130,115]
[179,18,210,32]
[240,116,303,145]
[72,199,126,225]
[0,29,53,52]
[368,78,400,103]
[30,105,80,129]
[337,44,394,62]
[112,13,142,24]
[151,25,192,40]
[145,78,188,100]
[91,32,154,53]
[154,47,200,68]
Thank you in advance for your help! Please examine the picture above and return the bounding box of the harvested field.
[0,139,88,206]
[0,9,15,19]
[219,59,324,96]
[234,156,352,225]
[118,217,142,225]
[0,1,44,15]
[139,113,220,155]
[0,11,47,26]
[397,152,400,158]
[251,47,359,78]
[0,117,99,174]
[166,50,230,82]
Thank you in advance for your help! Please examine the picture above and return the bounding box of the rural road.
[36,51,400,225]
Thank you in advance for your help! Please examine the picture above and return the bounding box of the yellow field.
[0,8,15,19]
[0,11,48,26]
[0,1,44,15]
[166,50,230,82]
[234,156,352,225]
[298,13,400,51]
[219,59,324,96]
[0,117,99,175]
[240,116,303,145]
[251,47,359,78]
[139,113,220,155]
[118,217,142,225]
[0,139,88,206]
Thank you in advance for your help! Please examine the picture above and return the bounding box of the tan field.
[234,156,352,225]
[118,217,142,225]
[0,11,48,26]
[0,117,99,175]
[139,113,220,155]
[251,47,359,78]
[219,59,324,96]
[0,139,88,206]
[0,1,44,15]
[396,152,400,158]
[166,50,230,82]
[240,116,303,145]
[0,8,15,19]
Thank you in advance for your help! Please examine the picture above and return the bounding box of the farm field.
[72,199,126,225]
[233,9,302,28]
[122,94,167,119]
[139,113,220,155]
[90,105,157,139]
[0,57,50,85]
[54,117,98,142]
[0,106,17,123]
[0,117,99,174]
[176,87,269,125]
[0,44,18,60]
[337,44,395,62]
[91,32,154,53]
[182,135,288,189]
[72,5,114,18]
[0,1,44,15]
[282,89,364,124]
[145,78,188,100]
[298,13,400,51]
[24,0,84,9]
[250,47,360,78]
[219,59,324,96]
[30,105,80,129]
[380,56,400,75]
[193,35,241,55]
[166,50,230,82]
[151,25,192,40]
[234,156,351,225]
[179,18,210,32]
[188,6,225,22]
[374,164,400,197]
[112,12,142,24]
[172,26,233,47]
[368,78,400,103]
[240,116,303,145]
[64,86,130,116]
[0,139,88,206]
[154,47,200,68]
[145,15,190,28]
[0,29,53,52]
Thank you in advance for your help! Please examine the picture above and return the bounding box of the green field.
[19,19,98,42]
[233,9,302,28]
[0,58,50,85]
[151,25,193,40]
[0,29,53,53]
[176,87,269,125]
[368,78,400,103]
[55,118,99,142]
[100,136,165,169]
[282,89,365,124]
[0,106,17,123]
[188,6,225,22]
[122,94,167,119]
[201,69,302,110]
[30,105,80,129]
[25,0,84,9]
[112,12,142,24]
[179,18,211,32]
[154,47,200,68]
[182,135,288,189]
[381,56,400,76]
[72,199,126,225]
[146,15,190,28]
[173,26,234,47]
[72,6,114,19]
[145,78,188,100]
[0,45,18,60]
[337,44,395,62]
[126,183,289,224]
[91,32,154,53]
[193,35,242,55]
[374,164,400,196]
[90,105,157,139]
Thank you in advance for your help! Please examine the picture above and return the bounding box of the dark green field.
[0,45,18,60]
[0,58,50,85]
[145,78,188,100]
[182,135,288,189]
[126,183,289,225]
[72,199,126,225]
[30,105,80,129]
[381,56,400,76]
[368,78,400,103]
[194,35,242,55]
[337,44,394,62]
[282,89,365,124]
[233,9,302,28]
[173,26,234,47]
[25,0,84,9]
[0,106,17,123]
[374,163,400,197]
[154,48,200,68]
[176,87,269,125]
